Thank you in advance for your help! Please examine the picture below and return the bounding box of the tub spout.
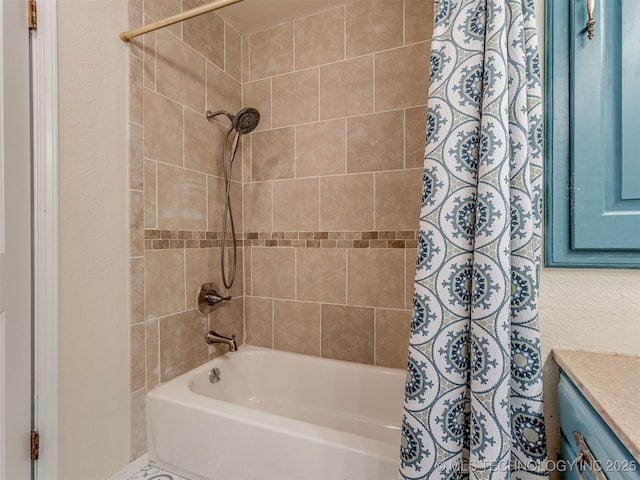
[206,330,237,352]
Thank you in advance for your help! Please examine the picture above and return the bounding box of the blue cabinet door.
[546,0,640,267]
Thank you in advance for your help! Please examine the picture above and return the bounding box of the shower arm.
[206,110,235,123]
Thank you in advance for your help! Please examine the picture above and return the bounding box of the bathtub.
[147,345,406,480]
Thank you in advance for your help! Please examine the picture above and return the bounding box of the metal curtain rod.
[119,0,243,42]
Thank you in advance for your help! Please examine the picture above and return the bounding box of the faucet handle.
[197,282,231,313]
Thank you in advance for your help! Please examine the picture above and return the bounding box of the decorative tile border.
[144,229,419,250]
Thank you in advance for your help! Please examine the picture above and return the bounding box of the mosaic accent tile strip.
[144,230,419,250]
[127,464,189,480]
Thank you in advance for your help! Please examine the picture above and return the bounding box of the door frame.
[32,0,58,477]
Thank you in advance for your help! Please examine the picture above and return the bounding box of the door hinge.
[28,0,37,30]
[30,431,40,460]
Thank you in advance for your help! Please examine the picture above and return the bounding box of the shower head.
[206,107,260,134]
[233,107,260,134]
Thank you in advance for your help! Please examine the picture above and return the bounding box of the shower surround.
[127,0,433,461]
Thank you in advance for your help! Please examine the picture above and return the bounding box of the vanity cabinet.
[554,350,639,480]
[558,373,639,479]
[546,0,640,267]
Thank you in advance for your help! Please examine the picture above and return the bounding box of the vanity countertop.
[553,349,640,460]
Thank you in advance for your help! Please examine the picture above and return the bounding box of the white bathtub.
[147,345,405,480]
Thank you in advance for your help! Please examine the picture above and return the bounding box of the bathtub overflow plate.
[209,367,221,383]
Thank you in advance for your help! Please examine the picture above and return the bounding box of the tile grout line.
[154,160,158,228]
[373,308,377,366]
[271,297,275,349]
[344,117,348,174]
[249,39,428,84]
[402,0,406,46]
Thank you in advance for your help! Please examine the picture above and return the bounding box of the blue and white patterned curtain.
[400,0,547,479]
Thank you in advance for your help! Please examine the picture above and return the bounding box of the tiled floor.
[127,464,190,480]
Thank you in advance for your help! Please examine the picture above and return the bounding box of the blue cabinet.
[546,0,640,267]
[558,372,640,479]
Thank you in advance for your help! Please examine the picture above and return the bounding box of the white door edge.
[0,312,6,480]
[32,0,59,478]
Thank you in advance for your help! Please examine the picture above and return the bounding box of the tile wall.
[127,0,245,459]
[241,0,433,367]
[128,0,433,461]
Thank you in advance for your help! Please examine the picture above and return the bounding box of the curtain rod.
[119,0,243,42]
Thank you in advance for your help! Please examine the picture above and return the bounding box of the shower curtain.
[400,0,547,479]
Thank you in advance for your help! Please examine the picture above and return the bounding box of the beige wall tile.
[273,178,319,232]
[375,42,430,111]
[208,176,243,232]
[295,7,344,70]
[296,119,345,178]
[131,258,145,325]
[145,249,185,318]
[405,0,434,44]
[143,0,181,37]
[130,190,144,257]
[321,304,374,364]
[251,127,295,181]
[185,248,223,310]
[346,0,403,57]
[184,109,228,176]
[159,310,209,381]
[130,123,143,190]
[183,0,224,68]
[245,296,273,348]
[274,300,320,356]
[129,55,143,125]
[144,160,157,228]
[244,247,252,294]
[320,56,373,120]
[375,169,422,231]
[209,297,244,357]
[272,68,319,128]
[207,62,242,119]
[348,249,405,308]
[251,247,295,299]
[243,79,271,132]
[250,22,293,80]
[157,163,207,230]
[405,248,417,309]
[244,181,272,232]
[130,324,146,392]
[130,389,147,460]
[242,133,252,182]
[156,31,206,112]
[375,309,411,368]
[241,36,250,84]
[225,24,242,81]
[347,110,404,173]
[320,174,374,231]
[297,248,346,304]
[143,28,156,89]
[128,0,143,57]
[405,106,428,169]
[143,89,183,166]
[146,319,160,389]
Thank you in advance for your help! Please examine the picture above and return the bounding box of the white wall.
[534,0,640,466]
[57,0,130,478]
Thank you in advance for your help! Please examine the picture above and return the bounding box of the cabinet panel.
[558,373,640,480]
[545,0,640,267]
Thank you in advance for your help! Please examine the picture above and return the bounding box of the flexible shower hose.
[220,127,241,290]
